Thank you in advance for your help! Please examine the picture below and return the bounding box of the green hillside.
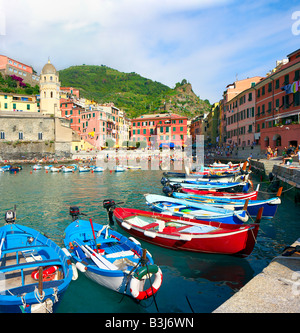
[59,65,211,118]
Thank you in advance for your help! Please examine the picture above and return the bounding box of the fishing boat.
[163,184,259,200]
[145,194,249,224]
[78,166,91,172]
[126,165,142,170]
[64,205,162,301]
[172,187,283,218]
[91,166,104,172]
[161,175,238,184]
[114,166,125,172]
[44,165,53,170]
[0,165,11,172]
[165,179,251,192]
[32,164,42,170]
[112,206,262,257]
[9,166,22,173]
[50,166,62,172]
[207,162,243,169]
[62,166,75,173]
[0,208,74,313]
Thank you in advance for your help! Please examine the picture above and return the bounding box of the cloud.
[1,0,300,103]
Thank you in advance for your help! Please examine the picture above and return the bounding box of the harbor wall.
[213,238,300,313]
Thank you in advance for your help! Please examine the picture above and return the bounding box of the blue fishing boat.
[1,165,11,172]
[114,166,125,172]
[63,205,163,301]
[144,194,249,224]
[164,180,251,193]
[91,166,104,172]
[9,166,22,173]
[0,208,74,313]
[172,187,283,218]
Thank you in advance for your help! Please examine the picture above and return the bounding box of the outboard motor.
[171,183,182,192]
[69,206,80,221]
[103,199,116,225]
[160,177,169,186]
[5,210,16,224]
[162,185,173,196]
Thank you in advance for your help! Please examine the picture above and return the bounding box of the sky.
[0,0,299,104]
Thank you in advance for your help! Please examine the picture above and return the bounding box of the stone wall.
[0,141,55,160]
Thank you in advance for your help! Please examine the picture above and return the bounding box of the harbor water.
[0,166,299,313]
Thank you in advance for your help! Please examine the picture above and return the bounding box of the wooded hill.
[58,65,211,119]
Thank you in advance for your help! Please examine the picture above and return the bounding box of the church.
[0,59,77,160]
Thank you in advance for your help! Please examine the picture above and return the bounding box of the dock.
[211,157,300,313]
[213,238,300,313]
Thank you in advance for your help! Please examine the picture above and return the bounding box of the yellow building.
[0,92,39,112]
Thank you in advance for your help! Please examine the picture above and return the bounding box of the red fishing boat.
[111,206,263,257]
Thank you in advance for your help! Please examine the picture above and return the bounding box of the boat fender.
[75,262,87,272]
[71,263,78,280]
[31,266,58,281]
[130,265,163,300]
[128,236,141,246]
[62,247,72,257]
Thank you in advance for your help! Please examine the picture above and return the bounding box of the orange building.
[254,49,300,150]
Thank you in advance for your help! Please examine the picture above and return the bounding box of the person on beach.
[266,146,272,160]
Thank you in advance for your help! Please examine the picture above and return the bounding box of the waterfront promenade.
[213,237,300,313]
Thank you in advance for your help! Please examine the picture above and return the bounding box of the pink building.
[80,110,107,148]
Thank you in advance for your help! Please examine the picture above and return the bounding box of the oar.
[74,241,107,270]
[243,199,249,211]
[0,236,5,259]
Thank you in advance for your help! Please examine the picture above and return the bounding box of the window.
[4,103,7,109]
[248,92,252,101]
[143,129,146,134]
[27,104,30,110]
[295,70,300,81]
[180,127,183,131]
[38,132,43,140]
[268,82,272,92]
[13,103,16,109]
[0,132,5,139]
[166,127,169,132]
[160,127,163,133]
[284,74,289,85]
[173,127,176,132]
[268,102,272,113]
[262,86,265,95]
[19,132,23,140]
[275,79,279,89]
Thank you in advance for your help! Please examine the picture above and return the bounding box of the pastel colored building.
[223,77,263,147]
[225,86,257,147]
[254,49,300,150]
[0,92,38,113]
[130,113,188,148]
[0,55,40,86]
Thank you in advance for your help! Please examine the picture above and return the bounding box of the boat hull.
[114,208,259,257]
[172,193,280,218]
[64,219,161,300]
[0,223,73,313]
